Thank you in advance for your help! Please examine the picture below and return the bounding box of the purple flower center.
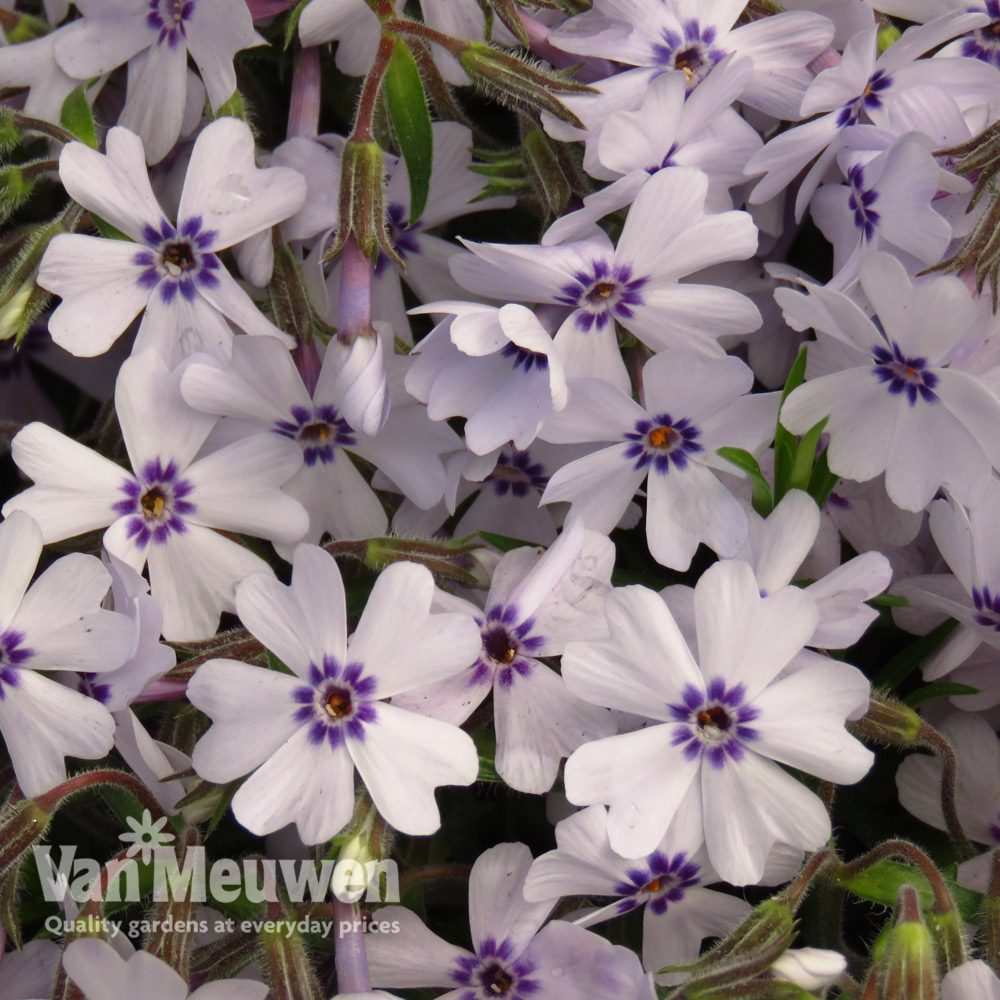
[623,414,703,474]
[651,19,726,89]
[0,628,30,699]
[972,586,1000,630]
[836,69,892,127]
[847,164,880,240]
[294,655,379,750]
[487,449,548,498]
[555,259,648,334]
[471,605,545,689]
[374,202,422,276]
[871,342,939,405]
[147,0,195,46]
[962,3,1000,67]
[273,404,356,466]
[613,850,702,916]
[134,216,220,305]
[450,938,539,1000]
[501,342,549,373]
[668,678,760,769]
[113,458,196,549]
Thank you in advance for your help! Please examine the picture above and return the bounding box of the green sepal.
[59,86,97,148]
[873,618,960,690]
[717,447,773,517]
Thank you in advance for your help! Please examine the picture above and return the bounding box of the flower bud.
[880,885,939,1000]
[326,140,401,267]
[457,42,592,128]
[851,692,923,746]
[269,244,335,346]
[521,127,573,219]
[361,536,497,590]
[259,896,324,1000]
[771,947,847,991]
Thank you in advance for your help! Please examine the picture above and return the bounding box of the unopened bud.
[0,165,35,225]
[269,245,334,346]
[458,42,592,128]
[927,908,967,976]
[851,692,923,746]
[0,9,48,43]
[259,896,323,1000]
[326,140,400,267]
[881,885,939,1000]
[521,127,572,218]
[362,536,496,589]
[877,22,902,54]
[771,947,847,991]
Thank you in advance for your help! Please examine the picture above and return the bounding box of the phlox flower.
[524,803,801,976]
[38,119,306,367]
[364,842,647,1000]
[0,511,134,797]
[746,13,1000,217]
[181,335,459,550]
[0,938,59,1000]
[391,515,616,794]
[451,167,761,392]
[941,960,1000,1000]
[404,302,568,456]
[548,0,834,120]
[188,546,482,841]
[539,349,778,571]
[778,253,1000,512]
[52,0,263,163]
[2,351,308,640]
[561,559,873,884]
[62,937,267,1000]
[733,488,892,648]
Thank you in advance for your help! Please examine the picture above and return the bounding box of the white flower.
[0,511,133,797]
[3,351,309,641]
[941,959,1000,1000]
[38,120,306,367]
[562,559,873,883]
[188,546,482,842]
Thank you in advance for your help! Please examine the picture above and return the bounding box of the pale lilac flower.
[896,711,1000,848]
[53,0,263,163]
[548,0,835,120]
[0,939,60,1000]
[365,842,647,1000]
[2,351,308,641]
[188,546,482,841]
[299,0,403,77]
[391,515,616,793]
[778,253,1000,512]
[0,511,133,797]
[733,488,892,648]
[562,560,873,883]
[810,132,958,290]
[941,960,1000,1000]
[63,938,267,1000]
[524,803,787,976]
[539,349,778,571]
[541,57,761,244]
[38,120,306,367]
[181,335,459,549]
[746,13,1000,217]
[405,302,568,456]
[451,167,761,392]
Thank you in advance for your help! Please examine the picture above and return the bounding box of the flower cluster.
[2,0,1000,996]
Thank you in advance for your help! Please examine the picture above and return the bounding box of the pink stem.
[338,235,374,343]
[333,897,371,993]
[287,47,322,141]
[133,677,190,703]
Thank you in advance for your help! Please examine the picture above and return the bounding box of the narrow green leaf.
[773,344,808,499]
[787,416,827,493]
[807,446,840,507]
[284,0,311,50]
[476,529,537,552]
[265,649,295,675]
[59,86,97,148]
[717,447,773,517]
[92,214,131,241]
[384,39,433,223]
[903,682,980,707]
[873,618,960,690]
[868,593,911,607]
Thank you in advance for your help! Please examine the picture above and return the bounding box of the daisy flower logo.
[119,810,175,863]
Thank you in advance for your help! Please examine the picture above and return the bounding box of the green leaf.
[59,86,97,148]
[903,681,980,707]
[868,593,911,607]
[873,618,960,690]
[212,89,245,121]
[284,0,311,49]
[787,417,827,493]
[384,39,433,223]
[476,530,538,552]
[472,728,502,782]
[807,446,840,507]
[773,344,808,499]
[837,859,982,923]
[717,447,773,517]
[91,214,131,241]
[265,649,295,675]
